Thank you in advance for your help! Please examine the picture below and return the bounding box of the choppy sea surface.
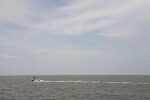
[0,75,150,100]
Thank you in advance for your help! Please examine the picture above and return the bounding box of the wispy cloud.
[32,49,52,54]
[32,48,100,56]
[32,0,150,37]
[98,45,118,50]
[0,54,22,60]
[0,0,33,23]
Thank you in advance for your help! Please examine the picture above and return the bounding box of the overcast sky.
[0,0,150,75]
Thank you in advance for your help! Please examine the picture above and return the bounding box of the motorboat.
[31,77,44,82]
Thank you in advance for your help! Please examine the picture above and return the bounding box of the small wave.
[0,84,9,90]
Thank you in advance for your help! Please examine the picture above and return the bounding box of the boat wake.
[33,80,100,83]
[103,81,150,85]
[32,80,150,85]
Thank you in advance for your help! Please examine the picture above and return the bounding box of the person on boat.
[31,77,37,82]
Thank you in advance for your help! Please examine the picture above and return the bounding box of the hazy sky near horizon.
[0,0,150,75]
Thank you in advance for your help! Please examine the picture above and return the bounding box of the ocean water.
[0,75,150,100]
